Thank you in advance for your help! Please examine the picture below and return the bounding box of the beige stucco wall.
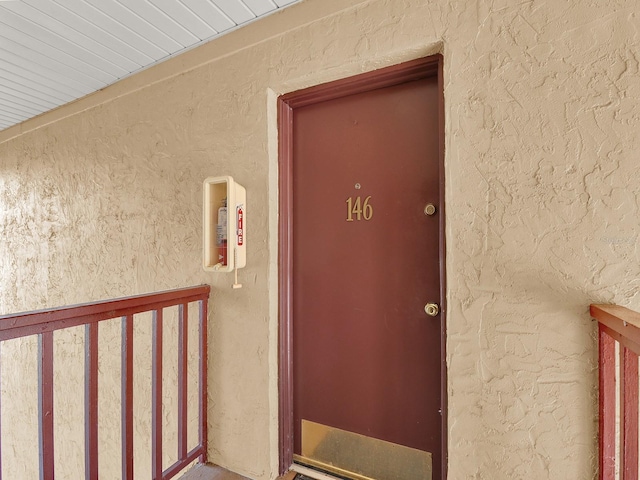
[2,0,639,478]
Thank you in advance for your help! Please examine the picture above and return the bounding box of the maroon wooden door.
[279,56,445,480]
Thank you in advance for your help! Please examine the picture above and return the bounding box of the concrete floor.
[178,463,297,480]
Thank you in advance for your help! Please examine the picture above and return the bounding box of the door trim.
[278,54,447,477]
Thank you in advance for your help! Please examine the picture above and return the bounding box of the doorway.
[278,55,446,480]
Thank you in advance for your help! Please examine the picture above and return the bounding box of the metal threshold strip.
[294,420,432,480]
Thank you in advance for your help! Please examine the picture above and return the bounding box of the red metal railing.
[592,304,640,480]
[0,285,210,480]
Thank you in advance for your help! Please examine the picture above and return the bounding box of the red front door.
[280,56,445,480]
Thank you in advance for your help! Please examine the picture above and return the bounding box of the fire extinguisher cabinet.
[203,176,246,272]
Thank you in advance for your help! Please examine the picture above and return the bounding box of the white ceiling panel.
[0,110,28,122]
[118,1,200,47]
[0,69,75,103]
[181,0,234,33]
[0,52,95,96]
[0,0,303,132]
[150,0,218,40]
[6,1,148,68]
[0,41,113,87]
[0,39,118,86]
[241,0,277,17]
[84,0,182,55]
[15,1,150,70]
[211,0,254,24]
[274,0,298,7]
[53,0,165,61]
[0,12,134,77]
[0,85,58,110]
[0,94,45,116]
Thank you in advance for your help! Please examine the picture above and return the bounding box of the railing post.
[38,332,55,480]
[85,323,99,480]
[178,304,188,461]
[599,325,616,480]
[122,315,134,480]
[199,299,208,464]
[152,309,163,480]
[622,346,639,480]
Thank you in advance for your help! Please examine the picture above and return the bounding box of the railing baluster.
[199,299,208,464]
[85,323,99,480]
[38,332,55,480]
[622,346,639,480]
[599,325,616,480]
[152,309,163,480]
[178,304,188,461]
[121,315,134,480]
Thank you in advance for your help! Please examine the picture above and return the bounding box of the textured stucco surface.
[2,0,640,478]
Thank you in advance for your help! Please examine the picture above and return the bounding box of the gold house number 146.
[346,196,373,222]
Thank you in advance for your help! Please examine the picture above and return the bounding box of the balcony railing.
[592,304,640,480]
[0,285,210,480]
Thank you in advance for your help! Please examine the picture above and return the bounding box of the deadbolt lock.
[424,303,439,317]
[424,204,436,216]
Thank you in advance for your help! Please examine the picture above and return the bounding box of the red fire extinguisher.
[217,198,227,266]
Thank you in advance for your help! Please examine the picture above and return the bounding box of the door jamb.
[277,54,447,477]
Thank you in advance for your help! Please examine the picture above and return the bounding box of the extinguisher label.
[237,205,244,246]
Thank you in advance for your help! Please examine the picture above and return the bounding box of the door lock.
[424,303,439,317]
[424,203,437,216]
